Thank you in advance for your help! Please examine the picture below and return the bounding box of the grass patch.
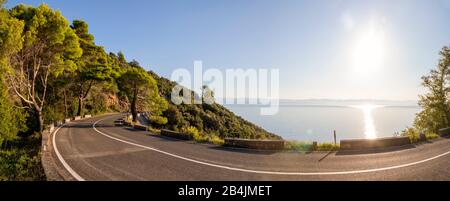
[208,135,225,145]
[284,141,313,152]
[285,141,340,152]
[182,126,224,145]
[316,143,340,151]
[148,127,161,134]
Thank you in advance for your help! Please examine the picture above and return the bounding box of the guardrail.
[224,138,285,150]
[42,114,98,180]
[161,129,192,140]
[438,127,450,136]
[340,136,411,150]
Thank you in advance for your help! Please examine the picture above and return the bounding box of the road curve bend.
[52,114,450,181]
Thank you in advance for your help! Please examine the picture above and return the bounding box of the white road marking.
[93,117,450,176]
[52,125,86,181]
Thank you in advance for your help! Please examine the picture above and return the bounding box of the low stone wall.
[133,124,148,131]
[84,114,92,118]
[122,121,132,127]
[161,129,192,141]
[340,136,411,150]
[224,138,285,150]
[74,116,82,120]
[114,119,123,126]
[438,127,450,136]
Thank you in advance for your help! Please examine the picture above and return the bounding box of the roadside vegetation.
[1,1,448,180]
[0,2,278,180]
[284,141,339,152]
[401,46,450,142]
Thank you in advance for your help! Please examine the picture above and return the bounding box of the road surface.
[52,114,450,181]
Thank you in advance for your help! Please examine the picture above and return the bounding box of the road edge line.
[52,125,86,181]
[93,116,450,176]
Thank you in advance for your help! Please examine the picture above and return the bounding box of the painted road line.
[52,125,86,181]
[93,117,450,176]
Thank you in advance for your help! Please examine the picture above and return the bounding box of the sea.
[224,99,420,142]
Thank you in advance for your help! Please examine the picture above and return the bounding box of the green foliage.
[0,135,45,181]
[70,19,112,116]
[209,135,224,145]
[4,4,82,132]
[315,143,340,151]
[401,127,420,143]
[284,141,339,152]
[284,141,314,152]
[184,126,201,141]
[400,127,440,143]
[0,75,27,146]
[149,115,168,125]
[149,71,281,140]
[117,66,168,122]
[10,4,82,75]
[413,46,450,134]
[0,2,281,180]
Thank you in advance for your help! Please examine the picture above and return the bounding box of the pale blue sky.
[6,0,450,100]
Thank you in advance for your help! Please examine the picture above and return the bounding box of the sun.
[352,24,385,75]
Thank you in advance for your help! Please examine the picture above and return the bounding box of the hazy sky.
[6,0,450,100]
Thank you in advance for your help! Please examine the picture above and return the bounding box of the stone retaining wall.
[340,136,411,150]
[224,138,285,150]
[133,124,148,131]
[438,127,450,136]
[161,129,192,140]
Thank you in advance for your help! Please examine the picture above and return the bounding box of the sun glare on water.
[353,104,382,139]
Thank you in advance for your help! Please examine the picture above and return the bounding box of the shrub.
[285,141,313,152]
[0,135,45,181]
[401,127,421,143]
[149,115,168,126]
[316,143,340,151]
[0,149,44,181]
[426,133,440,140]
[184,126,201,141]
[209,135,224,145]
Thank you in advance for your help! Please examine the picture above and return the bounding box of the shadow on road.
[66,123,116,129]
[209,146,279,155]
[146,134,192,142]
[318,150,336,162]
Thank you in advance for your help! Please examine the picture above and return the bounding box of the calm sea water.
[224,100,421,142]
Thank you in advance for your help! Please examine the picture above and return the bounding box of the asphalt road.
[52,113,450,181]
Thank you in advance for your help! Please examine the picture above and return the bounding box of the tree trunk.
[131,85,138,122]
[131,96,137,122]
[77,96,84,117]
[64,89,68,118]
[36,107,44,133]
[76,81,94,117]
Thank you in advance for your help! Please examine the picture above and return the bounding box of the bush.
[316,143,340,151]
[0,135,45,181]
[401,127,420,143]
[209,135,224,145]
[149,115,168,126]
[184,126,202,141]
[285,141,313,152]
[426,133,440,140]
[0,149,44,181]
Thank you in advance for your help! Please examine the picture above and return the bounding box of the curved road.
[52,114,450,181]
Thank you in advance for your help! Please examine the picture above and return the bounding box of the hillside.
[149,71,281,140]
